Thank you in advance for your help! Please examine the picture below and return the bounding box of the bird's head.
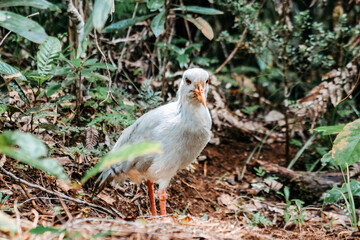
[178,68,210,108]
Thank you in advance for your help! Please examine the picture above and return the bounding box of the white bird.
[94,68,212,216]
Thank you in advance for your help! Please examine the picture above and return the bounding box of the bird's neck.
[177,99,211,130]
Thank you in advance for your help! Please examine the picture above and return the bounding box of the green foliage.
[174,204,190,216]
[324,166,358,231]
[103,14,156,33]
[81,142,163,183]
[325,179,360,204]
[254,166,265,177]
[0,60,26,81]
[151,11,166,37]
[0,192,10,210]
[0,0,60,11]
[30,226,64,235]
[37,37,62,76]
[313,125,345,135]
[93,0,113,32]
[139,79,162,109]
[147,0,164,12]
[330,119,360,170]
[319,119,360,231]
[0,131,69,181]
[241,105,259,115]
[173,5,223,15]
[249,212,272,227]
[87,112,135,128]
[0,11,48,43]
[278,187,306,226]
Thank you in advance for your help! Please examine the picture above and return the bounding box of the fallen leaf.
[98,193,116,205]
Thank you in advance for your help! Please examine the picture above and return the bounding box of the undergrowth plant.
[316,118,360,231]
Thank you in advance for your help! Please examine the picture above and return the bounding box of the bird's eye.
[185,78,192,85]
[206,79,209,84]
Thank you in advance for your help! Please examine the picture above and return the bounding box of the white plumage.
[94,68,212,215]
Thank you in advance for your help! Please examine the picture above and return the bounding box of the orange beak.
[194,84,207,108]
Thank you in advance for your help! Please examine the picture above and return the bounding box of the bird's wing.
[93,102,178,194]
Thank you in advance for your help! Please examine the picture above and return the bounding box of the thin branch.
[214,0,267,75]
[0,165,124,218]
[336,70,360,106]
[66,0,85,48]
[161,0,170,99]
[94,30,120,106]
[118,2,139,71]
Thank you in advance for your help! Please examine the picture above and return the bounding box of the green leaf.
[0,131,69,181]
[81,142,162,184]
[0,104,6,115]
[93,0,113,32]
[37,37,62,76]
[30,226,63,235]
[102,14,155,33]
[313,125,345,135]
[0,60,26,81]
[90,62,117,70]
[27,74,50,86]
[151,11,165,37]
[0,0,61,12]
[176,54,188,68]
[84,12,94,39]
[241,105,259,115]
[332,119,360,170]
[0,11,48,43]
[0,211,17,233]
[147,0,164,12]
[321,151,333,164]
[46,83,61,97]
[173,5,223,15]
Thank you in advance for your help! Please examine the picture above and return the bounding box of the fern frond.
[37,37,62,76]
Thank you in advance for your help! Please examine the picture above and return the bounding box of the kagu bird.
[94,68,212,216]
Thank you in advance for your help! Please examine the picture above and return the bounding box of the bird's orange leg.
[147,180,157,216]
[158,189,167,215]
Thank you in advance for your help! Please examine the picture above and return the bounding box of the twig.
[118,2,139,71]
[180,0,192,44]
[335,70,360,106]
[59,198,73,221]
[66,0,84,49]
[94,30,114,105]
[0,31,12,47]
[161,0,170,100]
[19,182,50,215]
[0,165,124,218]
[214,0,267,74]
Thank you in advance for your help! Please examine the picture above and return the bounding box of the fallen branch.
[0,165,124,218]
[255,160,345,203]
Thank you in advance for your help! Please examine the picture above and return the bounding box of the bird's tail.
[92,162,128,195]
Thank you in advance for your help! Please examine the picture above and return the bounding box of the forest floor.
[0,135,359,239]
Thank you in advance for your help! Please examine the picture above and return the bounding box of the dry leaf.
[195,17,214,40]
[217,193,237,211]
[98,193,116,205]
[264,110,284,122]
